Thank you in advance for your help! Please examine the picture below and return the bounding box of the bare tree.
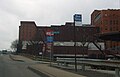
[10,39,18,52]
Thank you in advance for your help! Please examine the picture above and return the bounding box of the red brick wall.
[51,25,99,42]
[19,21,37,41]
[91,9,120,49]
[53,46,88,55]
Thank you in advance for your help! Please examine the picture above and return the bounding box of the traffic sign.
[46,29,54,36]
[74,14,82,22]
[52,31,60,34]
[47,36,53,43]
[46,32,54,36]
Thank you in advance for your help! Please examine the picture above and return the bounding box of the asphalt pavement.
[0,54,41,77]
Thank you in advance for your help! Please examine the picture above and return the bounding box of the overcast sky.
[0,0,119,50]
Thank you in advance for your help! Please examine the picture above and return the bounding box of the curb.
[9,54,24,62]
[51,64,75,70]
[28,66,56,77]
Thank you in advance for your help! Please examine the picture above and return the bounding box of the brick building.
[91,9,120,50]
[51,22,104,58]
[19,21,105,58]
[19,21,37,41]
[19,21,44,55]
[51,22,99,42]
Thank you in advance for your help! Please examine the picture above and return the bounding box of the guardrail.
[56,58,120,77]
[57,58,120,67]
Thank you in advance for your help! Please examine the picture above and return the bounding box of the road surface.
[0,54,41,77]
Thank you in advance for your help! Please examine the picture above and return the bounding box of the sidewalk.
[28,64,86,77]
[10,54,114,77]
[10,54,86,77]
[9,54,34,62]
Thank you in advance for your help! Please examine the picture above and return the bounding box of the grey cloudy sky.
[0,0,119,50]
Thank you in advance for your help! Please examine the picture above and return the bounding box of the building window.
[113,14,115,17]
[113,27,115,31]
[116,20,118,25]
[110,20,112,25]
[116,26,118,31]
[105,14,108,16]
[104,26,107,30]
[117,42,119,46]
[104,20,108,25]
[96,28,100,33]
[105,28,107,30]
[110,27,112,31]
[113,20,116,25]
[101,21,102,25]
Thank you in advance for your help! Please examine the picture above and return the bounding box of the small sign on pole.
[74,14,82,26]
[47,36,53,43]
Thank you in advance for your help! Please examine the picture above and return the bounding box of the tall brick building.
[19,21,37,41]
[91,9,120,49]
[19,21,44,54]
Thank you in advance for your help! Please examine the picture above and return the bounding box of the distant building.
[51,22,104,58]
[91,9,120,50]
[19,21,104,58]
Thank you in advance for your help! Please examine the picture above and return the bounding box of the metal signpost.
[73,14,82,72]
[46,30,54,66]
[46,29,60,66]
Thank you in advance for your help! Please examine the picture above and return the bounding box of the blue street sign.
[74,14,82,22]
[47,36,53,43]
[52,31,60,34]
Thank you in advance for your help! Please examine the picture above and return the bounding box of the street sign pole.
[46,30,60,66]
[74,14,81,72]
[74,25,77,72]
[46,29,54,66]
